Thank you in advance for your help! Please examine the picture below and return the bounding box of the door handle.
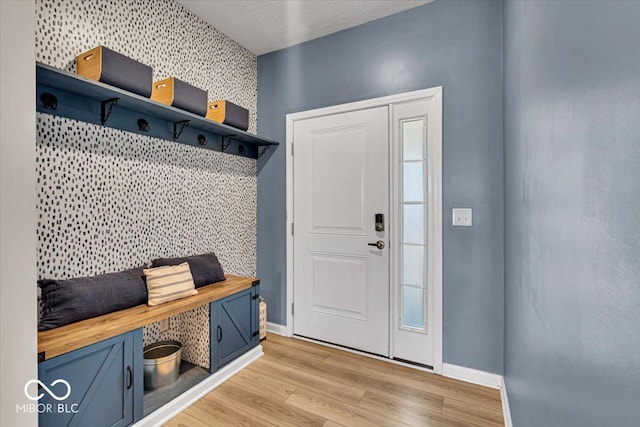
[126,366,133,389]
[368,240,385,250]
[217,325,223,342]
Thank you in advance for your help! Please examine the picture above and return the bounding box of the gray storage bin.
[143,340,182,390]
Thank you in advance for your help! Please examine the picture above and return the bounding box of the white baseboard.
[266,322,287,336]
[442,363,502,389]
[501,377,513,427]
[133,345,263,427]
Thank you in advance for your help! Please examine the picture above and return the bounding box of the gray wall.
[257,0,504,373]
[0,1,37,425]
[503,1,640,425]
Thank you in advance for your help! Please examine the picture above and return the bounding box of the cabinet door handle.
[126,366,133,389]
[217,325,223,342]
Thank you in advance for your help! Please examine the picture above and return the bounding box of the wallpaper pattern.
[36,0,258,369]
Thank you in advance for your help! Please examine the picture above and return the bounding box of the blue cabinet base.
[38,329,143,427]
[210,285,260,371]
[37,285,259,426]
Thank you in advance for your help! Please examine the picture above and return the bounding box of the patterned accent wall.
[36,0,258,369]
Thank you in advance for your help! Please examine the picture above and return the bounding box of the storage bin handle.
[83,53,95,61]
[156,83,167,89]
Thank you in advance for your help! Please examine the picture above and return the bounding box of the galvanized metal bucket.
[143,340,182,390]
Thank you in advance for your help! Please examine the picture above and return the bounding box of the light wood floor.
[166,334,504,427]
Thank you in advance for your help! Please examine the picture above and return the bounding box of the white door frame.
[285,87,443,374]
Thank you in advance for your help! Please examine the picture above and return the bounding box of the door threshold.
[392,357,433,370]
[293,334,435,374]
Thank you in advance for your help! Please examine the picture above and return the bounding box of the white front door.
[293,106,390,356]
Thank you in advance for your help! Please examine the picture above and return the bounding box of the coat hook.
[40,93,58,110]
[137,118,150,132]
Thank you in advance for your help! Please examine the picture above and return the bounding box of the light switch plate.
[452,208,472,226]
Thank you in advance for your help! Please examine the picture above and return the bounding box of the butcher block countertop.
[38,274,259,361]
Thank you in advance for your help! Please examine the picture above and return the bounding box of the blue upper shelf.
[35,62,278,159]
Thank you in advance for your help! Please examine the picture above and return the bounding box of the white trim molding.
[133,346,263,427]
[285,87,444,372]
[501,377,514,427]
[285,115,294,337]
[442,363,502,389]
[266,322,287,336]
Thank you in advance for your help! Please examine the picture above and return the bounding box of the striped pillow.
[144,262,198,306]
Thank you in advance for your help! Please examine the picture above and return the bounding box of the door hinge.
[291,222,294,236]
[291,143,294,156]
[252,330,259,337]
[292,302,295,316]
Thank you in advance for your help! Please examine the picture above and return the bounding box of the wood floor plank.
[163,411,211,427]
[261,339,330,363]
[213,381,326,427]
[442,397,504,427]
[264,349,451,411]
[266,334,336,356]
[434,381,502,413]
[324,353,502,411]
[166,336,504,427]
[359,388,443,416]
[247,358,366,404]
[263,335,334,359]
[182,396,276,427]
[435,375,502,401]
[286,386,410,427]
[358,390,474,427]
[229,368,298,402]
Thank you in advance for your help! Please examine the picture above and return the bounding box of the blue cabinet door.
[210,285,259,370]
[38,329,143,427]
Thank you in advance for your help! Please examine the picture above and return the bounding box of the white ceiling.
[177,0,432,56]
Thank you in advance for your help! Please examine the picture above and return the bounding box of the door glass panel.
[400,117,426,331]
[402,120,423,161]
[402,286,424,328]
[403,161,424,203]
[403,245,424,286]
[403,204,424,245]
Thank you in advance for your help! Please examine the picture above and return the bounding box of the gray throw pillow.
[152,252,226,288]
[38,267,147,331]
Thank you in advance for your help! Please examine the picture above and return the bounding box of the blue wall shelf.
[36,62,278,159]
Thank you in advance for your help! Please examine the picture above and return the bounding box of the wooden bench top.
[38,274,259,361]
